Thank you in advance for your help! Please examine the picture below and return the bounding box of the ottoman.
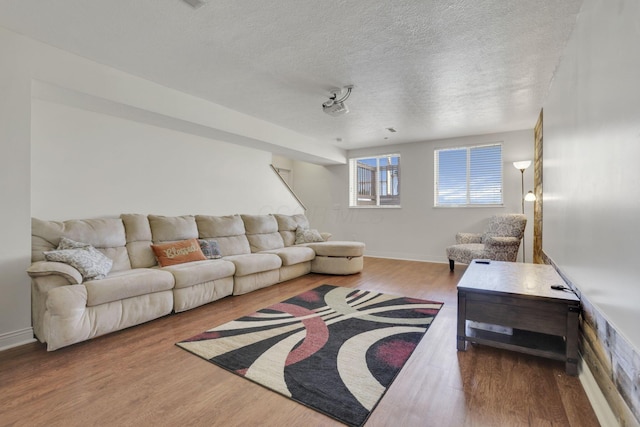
[305,241,365,275]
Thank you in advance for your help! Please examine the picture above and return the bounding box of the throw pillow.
[57,237,92,250]
[320,232,332,241]
[295,226,325,244]
[198,239,222,259]
[44,246,113,281]
[151,238,207,267]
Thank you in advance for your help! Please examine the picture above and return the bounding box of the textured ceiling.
[0,0,583,150]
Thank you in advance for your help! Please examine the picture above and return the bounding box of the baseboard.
[363,251,448,264]
[0,327,36,352]
[579,359,621,427]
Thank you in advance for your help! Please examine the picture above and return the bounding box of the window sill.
[433,204,504,209]
[349,205,402,209]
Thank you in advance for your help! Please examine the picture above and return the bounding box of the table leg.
[457,291,467,351]
[565,304,580,375]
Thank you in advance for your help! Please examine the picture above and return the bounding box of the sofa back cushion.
[31,217,131,272]
[121,213,156,269]
[148,215,199,242]
[273,214,310,246]
[241,214,284,252]
[195,214,251,256]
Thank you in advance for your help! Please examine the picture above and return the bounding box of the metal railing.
[270,164,307,211]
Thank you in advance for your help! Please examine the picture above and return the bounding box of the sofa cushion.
[31,217,131,272]
[304,241,365,257]
[262,246,315,266]
[121,213,156,269]
[195,215,251,256]
[224,253,282,276]
[273,213,310,246]
[84,268,175,307]
[151,238,207,267]
[162,259,236,289]
[241,214,285,252]
[311,255,364,275]
[149,215,198,242]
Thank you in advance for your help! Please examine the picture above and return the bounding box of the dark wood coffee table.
[457,260,580,375]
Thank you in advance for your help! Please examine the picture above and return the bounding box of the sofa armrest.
[484,236,521,247]
[44,285,91,351]
[27,261,83,285]
[456,232,482,244]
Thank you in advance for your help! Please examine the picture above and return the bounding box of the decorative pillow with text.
[151,238,207,267]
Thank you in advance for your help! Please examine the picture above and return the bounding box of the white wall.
[0,26,306,350]
[0,28,33,350]
[543,0,640,350]
[295,130,535,263]
[31,99,301,219]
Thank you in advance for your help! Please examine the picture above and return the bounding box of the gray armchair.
[446,214,527,271]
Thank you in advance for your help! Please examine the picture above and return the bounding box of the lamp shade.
[525,191,537,202]
[513,160,532,170]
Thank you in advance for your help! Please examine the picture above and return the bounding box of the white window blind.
[349,154,401,207]
[434,143,503,207]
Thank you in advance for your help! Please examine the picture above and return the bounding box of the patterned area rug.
[177,285,443,426]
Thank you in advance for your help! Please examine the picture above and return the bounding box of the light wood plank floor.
[0,258,599,427]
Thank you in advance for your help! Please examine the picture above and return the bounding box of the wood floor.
[0,258,599,427]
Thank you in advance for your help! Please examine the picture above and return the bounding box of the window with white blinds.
[434,143,503,207]
[349,154,401,207]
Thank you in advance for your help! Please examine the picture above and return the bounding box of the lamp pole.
[513,160,532,263]
[519,167,526,263]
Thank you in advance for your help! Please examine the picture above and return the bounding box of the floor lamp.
[513,161,536,262]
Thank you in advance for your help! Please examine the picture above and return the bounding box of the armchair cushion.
[456,232,482,244]
[484,236,521,247]
[446,244,486,266]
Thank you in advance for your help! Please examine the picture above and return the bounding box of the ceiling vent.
[322,85,353,117]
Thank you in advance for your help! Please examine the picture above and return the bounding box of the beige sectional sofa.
[27,213,365,351]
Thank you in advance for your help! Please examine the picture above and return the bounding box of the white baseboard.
[363,251,448,264]
[579,359,620,427]
[0,327,36,352]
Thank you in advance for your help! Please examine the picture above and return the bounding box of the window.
[349,154,400,207]
[434,143,503,207]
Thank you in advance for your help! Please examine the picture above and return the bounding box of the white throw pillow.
[44,238,113,281]
[295,227,325,244]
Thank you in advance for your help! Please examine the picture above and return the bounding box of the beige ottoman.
[305,241,365,275]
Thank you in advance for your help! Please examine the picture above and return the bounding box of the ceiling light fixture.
[322,85,353,117]
[183,0,208,9]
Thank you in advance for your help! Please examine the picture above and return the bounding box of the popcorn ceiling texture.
[0,1,582,149]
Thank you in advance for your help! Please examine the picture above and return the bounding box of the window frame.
[349,154,401,208]
[434,143,503,208]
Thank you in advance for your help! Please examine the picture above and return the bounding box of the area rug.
[176,284,443,426]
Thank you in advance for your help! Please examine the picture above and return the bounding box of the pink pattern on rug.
[267,302,329,366]
[375,339,416,369]
[296,289,321,302]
